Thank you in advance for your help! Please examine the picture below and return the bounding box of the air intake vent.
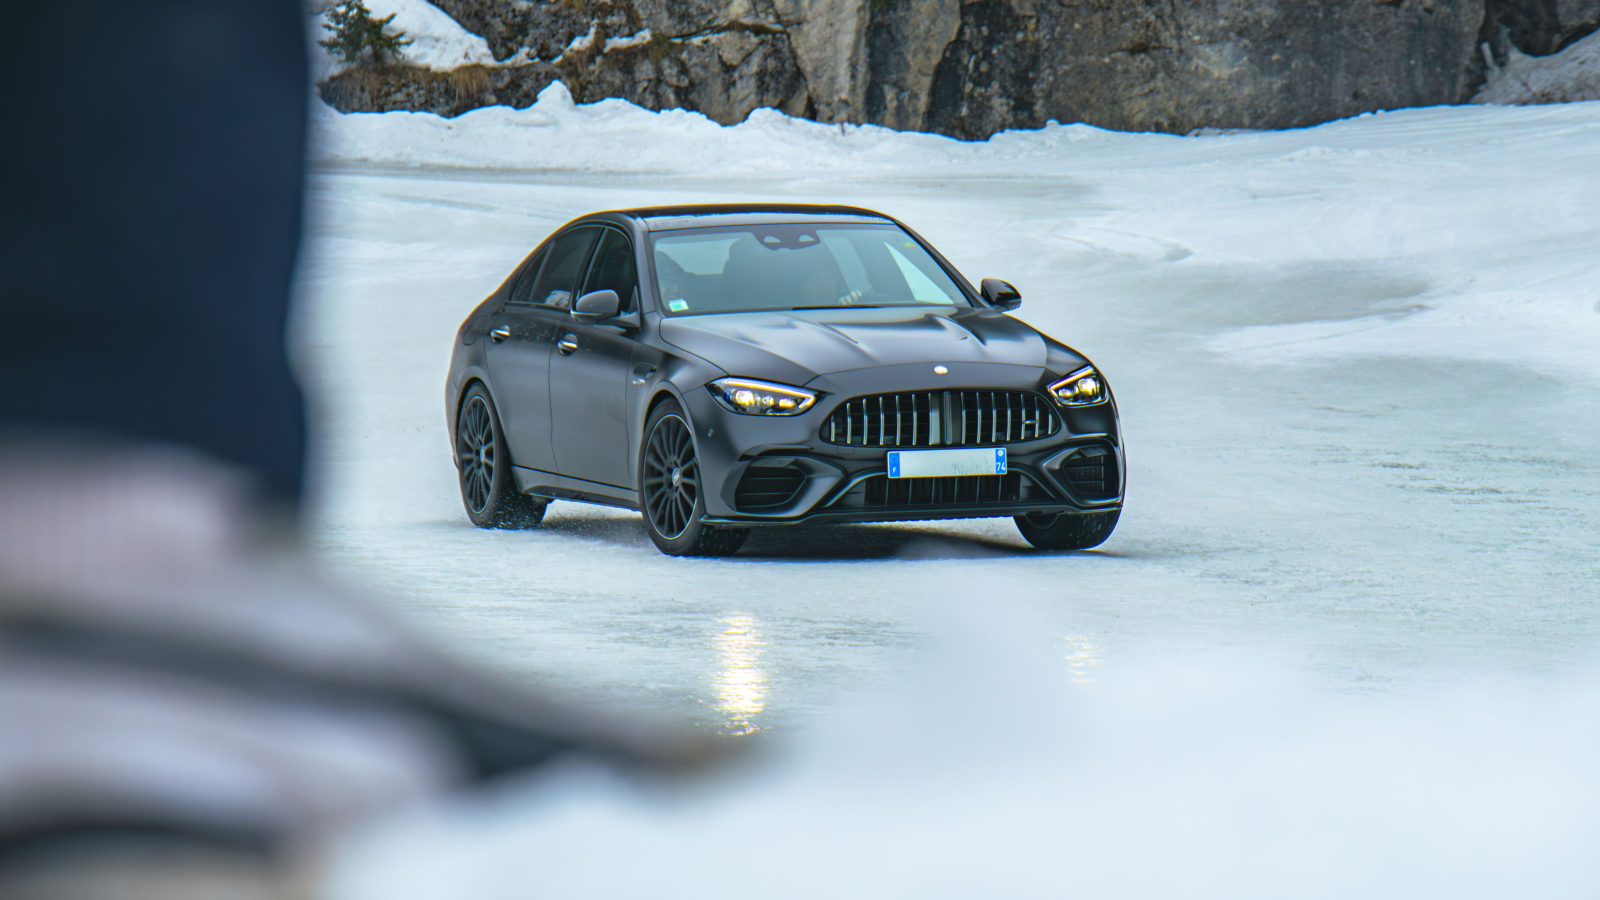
[1058,447,1118,500]
[733,465,806,511]
[822,391,1058,447]
[863,473,1024,507]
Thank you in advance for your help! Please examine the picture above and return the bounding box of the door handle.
[489,326,511,343]
[557,334,579,355]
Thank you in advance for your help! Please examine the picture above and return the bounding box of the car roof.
[603,204,897,233]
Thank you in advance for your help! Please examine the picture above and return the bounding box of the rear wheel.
[457,384,547,529]
[1014,509,1119,550]
[639,400,748,556]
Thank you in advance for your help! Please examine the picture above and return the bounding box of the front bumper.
[680,363,1124,526]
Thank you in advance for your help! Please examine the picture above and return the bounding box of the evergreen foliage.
[319,1,412,65]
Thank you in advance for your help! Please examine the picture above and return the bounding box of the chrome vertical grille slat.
[822,390,1059,447]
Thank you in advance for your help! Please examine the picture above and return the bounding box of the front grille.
[1058,447,1118,499]
[822,391,1058,447]
[733,465,806,511]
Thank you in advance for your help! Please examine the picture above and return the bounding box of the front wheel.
[1014,509,1119,550]
[457,384,547,529]
[639,399,748,557]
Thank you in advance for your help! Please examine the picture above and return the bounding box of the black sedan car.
[446,204,1123,556]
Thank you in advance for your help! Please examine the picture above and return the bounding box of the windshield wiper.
[789,305,882,310]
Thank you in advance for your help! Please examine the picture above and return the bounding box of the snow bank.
[1474,31,1600,105]
[309,0,497,81]
[310,81,1122,174]
[312,83,1600,383]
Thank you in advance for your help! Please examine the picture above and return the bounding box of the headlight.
[1047,367,1106,406]
[708,377,818,415]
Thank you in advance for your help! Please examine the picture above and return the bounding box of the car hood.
[659,307,1059,386]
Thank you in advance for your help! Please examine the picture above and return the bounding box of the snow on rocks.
[603,29,653,53]
[553,21,599,62]
[309,0,499,81]
[549,22,649,62]
[1473,30,1600,106]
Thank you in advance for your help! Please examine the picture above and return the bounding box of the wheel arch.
[644,385,686,423]
[633,384,696,490]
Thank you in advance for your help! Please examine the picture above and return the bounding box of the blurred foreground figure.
[2,0,309,505]
[0,449,696,899]
[0,4,701,898]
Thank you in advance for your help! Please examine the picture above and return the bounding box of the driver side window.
[581,228,639,312]
[520,227,600,309]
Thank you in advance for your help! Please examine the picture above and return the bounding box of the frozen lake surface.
[297,90,1600,898]
[299,93,1600,733]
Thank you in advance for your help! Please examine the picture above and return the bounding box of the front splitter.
[700,501,1119,528]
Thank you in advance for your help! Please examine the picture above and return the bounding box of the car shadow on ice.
[737,523,1080,561]
[527,512,656,548]
[526,509,1123,561]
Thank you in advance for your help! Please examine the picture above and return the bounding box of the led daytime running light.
[709,378,818,416]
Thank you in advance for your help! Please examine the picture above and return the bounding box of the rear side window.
[522,227,600,309]
[581,229,639,312]
[506,249,546,305]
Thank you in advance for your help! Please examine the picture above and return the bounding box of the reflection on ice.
[713,614,767,733]
[1061,635,1103,684]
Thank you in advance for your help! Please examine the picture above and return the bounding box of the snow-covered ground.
[296,90,1600,895]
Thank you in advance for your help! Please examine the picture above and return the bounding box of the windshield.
[650,224,972,315]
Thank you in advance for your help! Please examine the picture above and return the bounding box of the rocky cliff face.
[318,0,1600,136]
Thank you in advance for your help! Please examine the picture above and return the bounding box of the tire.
[456,383,547,529]
[1014,509,1120,550]
[639,399,748,557]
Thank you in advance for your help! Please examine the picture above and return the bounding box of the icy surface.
[298,91,1600,893]
[326,633,1600,899]
[1475,31,1600,106]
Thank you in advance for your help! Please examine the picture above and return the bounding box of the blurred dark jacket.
[1,0,310,505]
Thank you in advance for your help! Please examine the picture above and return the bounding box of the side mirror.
[572,289,620,324]
[980,278,1022,311]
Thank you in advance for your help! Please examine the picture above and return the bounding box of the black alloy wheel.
[457,383,547,529]
[639,399,747,556]
[1013,509,1120,550]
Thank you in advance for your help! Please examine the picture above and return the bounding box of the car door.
[484,227,601,473]
[549,226,640,489]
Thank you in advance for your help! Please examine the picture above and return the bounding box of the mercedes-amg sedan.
[446,204,1123,556]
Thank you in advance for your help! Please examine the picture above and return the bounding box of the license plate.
[887,447,1007,478]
